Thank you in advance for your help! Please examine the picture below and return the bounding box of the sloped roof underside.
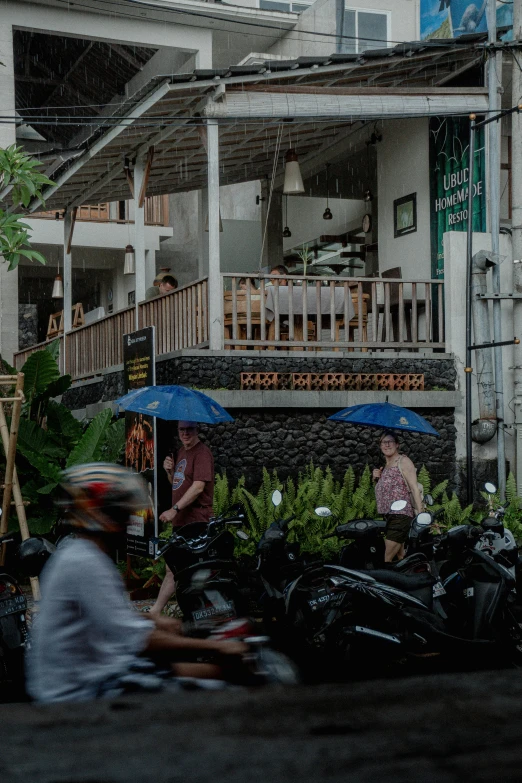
[30,39,489,213]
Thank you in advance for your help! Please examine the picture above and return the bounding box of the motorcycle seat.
[365,569,436,591]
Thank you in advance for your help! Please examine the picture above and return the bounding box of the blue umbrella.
[328,401,440,437]
[115,385,234,423]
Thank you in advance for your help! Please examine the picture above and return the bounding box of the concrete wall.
[377,118,431,279]
[444,230,514,475]
[267,0,418,60]
[284,196,366,254]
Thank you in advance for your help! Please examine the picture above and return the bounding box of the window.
[259,0,313,13]
[342,8,390,54]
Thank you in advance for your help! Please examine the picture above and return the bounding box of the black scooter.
[0,531,29,699]
[154,508,250,627]
[257,492,522,678]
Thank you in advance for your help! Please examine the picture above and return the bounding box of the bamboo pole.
[0,374,24,535]
[0,375,40,599]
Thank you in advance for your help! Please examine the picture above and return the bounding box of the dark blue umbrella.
[115,385,234,423]
[328,401,439,437]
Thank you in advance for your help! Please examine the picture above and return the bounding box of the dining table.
[264,284,356,345]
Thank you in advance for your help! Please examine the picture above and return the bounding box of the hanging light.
[323,163,333,220]
[124,244,136,275]
[51,274,63,299]
[283,149,305,195]
[282,194,292,237]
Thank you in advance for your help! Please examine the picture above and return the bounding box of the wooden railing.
[65,307,135,379]
[32,195,169,227]
[14,336,65,374]
[139,278,209,354]
[221,274,445,351]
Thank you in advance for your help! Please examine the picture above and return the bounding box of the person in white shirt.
[26,463,244,703]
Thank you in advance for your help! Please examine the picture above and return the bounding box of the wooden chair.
[46,303,85,340]
[223,291,262,349]
[334,293,369,351]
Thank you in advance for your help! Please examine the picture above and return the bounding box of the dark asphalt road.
[2,670,521,782]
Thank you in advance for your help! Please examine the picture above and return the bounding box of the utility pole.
[487,0,507,499]
[512,0,522,492]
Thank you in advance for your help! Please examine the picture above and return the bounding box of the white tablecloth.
[265,286,355,322]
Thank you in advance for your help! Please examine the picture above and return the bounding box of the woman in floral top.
[373,431,423,562]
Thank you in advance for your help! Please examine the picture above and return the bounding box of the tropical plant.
[3,342,125,533]
[0,145,54,270]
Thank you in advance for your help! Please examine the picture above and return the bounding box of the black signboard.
[123,327,157,557]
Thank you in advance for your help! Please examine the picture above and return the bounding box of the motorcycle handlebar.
[279,515,295,532]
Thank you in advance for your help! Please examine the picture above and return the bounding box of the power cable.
[52,0,458,49]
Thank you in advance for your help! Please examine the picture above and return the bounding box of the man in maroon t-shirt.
[150,421,215,619]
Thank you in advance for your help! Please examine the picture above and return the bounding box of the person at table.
[267,265,288,285]
[149,421,215,619]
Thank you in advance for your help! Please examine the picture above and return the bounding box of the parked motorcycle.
[256,490,522,679]
[153,508,251,627]
[0,530,29,700]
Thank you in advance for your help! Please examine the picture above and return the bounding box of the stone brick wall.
[198,408,456,490]
[62,354,456,410]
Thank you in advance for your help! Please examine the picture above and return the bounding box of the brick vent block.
[293,373,311,391]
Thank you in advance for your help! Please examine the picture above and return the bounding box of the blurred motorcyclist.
[26,463,244,704]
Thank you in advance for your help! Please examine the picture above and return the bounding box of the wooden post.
[0,376,40,599]
[1,373,24,530]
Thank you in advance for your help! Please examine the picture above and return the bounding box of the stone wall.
[18,304,38,350]
[198,408,455,490]
[61,353,457,492]
[62,353,456,410]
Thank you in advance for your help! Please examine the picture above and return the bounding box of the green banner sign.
[429,116,486,280]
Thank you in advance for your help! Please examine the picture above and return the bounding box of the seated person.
[26,463,244,704]
[145,273,162,300]
[159,275,178,295]
[267,265,288,286]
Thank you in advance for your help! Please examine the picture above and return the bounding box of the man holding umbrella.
[149,421,214,619]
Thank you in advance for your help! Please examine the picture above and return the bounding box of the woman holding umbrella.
[373,431,423,562]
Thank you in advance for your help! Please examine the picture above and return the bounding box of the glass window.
[259,0,312,12]
[342,8,389,53]
[342,10,357,54]
[358,11,388,51]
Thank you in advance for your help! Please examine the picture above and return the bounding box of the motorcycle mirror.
[236,530,250,541]
[271,489,283,507]
[423,494,434,507]
[315,506,332,518]
[390,500,407,512]
[484,482,497,495]
[416,512,433,526]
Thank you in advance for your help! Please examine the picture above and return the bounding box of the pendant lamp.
[124,244,136,275]
[52,274,63,299]
[282,194,292,237]
[283,149,305,195]
[323,163,333,220]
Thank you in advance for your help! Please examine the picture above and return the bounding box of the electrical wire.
[51,0,460,49]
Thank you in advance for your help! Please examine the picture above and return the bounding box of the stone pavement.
[2,668,522,782]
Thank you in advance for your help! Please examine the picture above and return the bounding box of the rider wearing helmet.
[26,463,244,703]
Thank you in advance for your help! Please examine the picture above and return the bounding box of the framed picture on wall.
[394,193,417,238]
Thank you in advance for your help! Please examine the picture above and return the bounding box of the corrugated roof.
[26,37,489,212]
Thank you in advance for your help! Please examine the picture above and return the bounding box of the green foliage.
[0,145,54,270]
[5,350,126,534]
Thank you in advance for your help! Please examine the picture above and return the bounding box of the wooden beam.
[124,164,135,199]
[138,146,155,209]
[66,206,78,255]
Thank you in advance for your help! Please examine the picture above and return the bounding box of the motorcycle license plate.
[432,581,446,598]
[0,594,26,619]
[192,601,235,622]
[308,592,345,610]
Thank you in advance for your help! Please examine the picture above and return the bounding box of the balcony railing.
[222,274,444,351]
[14,278,209,379]
[32,195,169,227]
[13,275,444,379]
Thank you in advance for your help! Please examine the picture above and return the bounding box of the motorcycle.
[153,508,251,627]
[0,530,29,700]
[257,491,522,678]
